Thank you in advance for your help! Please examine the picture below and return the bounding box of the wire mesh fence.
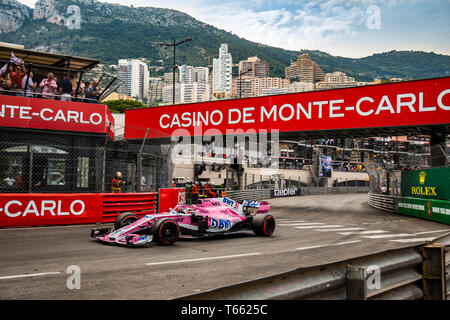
[0,116,446,195]
[0,137,171,194]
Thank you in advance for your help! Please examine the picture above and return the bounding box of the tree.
[103,99,147,113]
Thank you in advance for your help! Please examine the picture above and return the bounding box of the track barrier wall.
[224,186,369,202]
[0,186,365,227]
[369,193,450,225]
[0,189,186,228]
[178,233,450,300]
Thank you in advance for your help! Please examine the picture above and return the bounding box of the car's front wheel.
[114,212,139,230]
[152,218,180,245]
[252,214,276,237]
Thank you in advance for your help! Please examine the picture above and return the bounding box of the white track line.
[362,229,449,239]
[0,272,61,280]
[412,230,450,235]
[315,227,366,232]
[296,240,361,251]
[278,222,324,226]
[362,233,413,239]
[338,230,387,235]
[145,252,262,266]
[310,225,344,229]
[390,237,436,243]
[295,225,342,229]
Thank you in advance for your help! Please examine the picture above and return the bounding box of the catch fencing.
[0,138,171,194]
[178,233,450,300]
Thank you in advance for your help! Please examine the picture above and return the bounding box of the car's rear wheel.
[152,218,180,245]
[114,212,139,230]
[252,214,276,236]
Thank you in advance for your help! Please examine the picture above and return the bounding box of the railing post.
[422,244,447,300]
[346,265,368,300]
[244,173,247,189]
[28,144,33,193]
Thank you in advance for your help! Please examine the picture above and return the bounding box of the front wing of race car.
[91,215,158,246]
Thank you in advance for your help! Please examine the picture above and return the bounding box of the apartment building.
[238,56,269,78]
[285,53,325,83]
[212,44,233,95]
[118,58,149,101]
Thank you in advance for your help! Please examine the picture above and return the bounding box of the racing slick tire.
[152,218,180,245]
[114,212,139,230]
[252,214,276,237]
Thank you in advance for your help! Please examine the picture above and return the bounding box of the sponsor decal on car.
[242,200,261,207]
[222,197,240,209]
[210,217,231,229]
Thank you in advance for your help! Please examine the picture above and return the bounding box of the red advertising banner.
[0,193,104,228]
[0,95,115,138]
[158,188,186,213]
[125,77,450,139]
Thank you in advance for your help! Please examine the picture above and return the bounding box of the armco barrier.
[225,189,271,202]
[225,187,369,203]
[178,233,450,300]
[368,193,396,212]
[301,186,369,196]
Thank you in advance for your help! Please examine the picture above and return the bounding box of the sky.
[16,0,450,58]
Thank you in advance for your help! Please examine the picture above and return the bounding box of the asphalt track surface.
[1,193,449,300]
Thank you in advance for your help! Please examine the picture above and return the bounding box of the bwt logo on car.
[210,217,231,229]
[0,199,86,217]
[222,197,239,209]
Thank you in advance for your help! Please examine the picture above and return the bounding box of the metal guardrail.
[301,186,369,196]
[368,192,396,212]
[177,233,450,300]
[224,187,370,202]
[225,189,272,202]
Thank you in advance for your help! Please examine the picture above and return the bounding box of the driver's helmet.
[177,206,186,214]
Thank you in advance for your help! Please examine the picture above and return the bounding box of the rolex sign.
[401,167,450,201]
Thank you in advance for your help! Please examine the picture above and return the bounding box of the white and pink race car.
[91,197,275,246]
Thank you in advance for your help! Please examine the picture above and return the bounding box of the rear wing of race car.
[242,200,270,214]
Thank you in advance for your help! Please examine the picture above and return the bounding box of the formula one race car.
[91,197,275,246]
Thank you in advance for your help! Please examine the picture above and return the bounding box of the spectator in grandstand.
[69,73,78,91]
[86,79,101,103]
[58,73,73,101]
[82,80,91,100]
[11,64,26,95]
[21,72,36,97]
[0,74,11,94]
[39,72,58,99]
[0,64,14,95]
